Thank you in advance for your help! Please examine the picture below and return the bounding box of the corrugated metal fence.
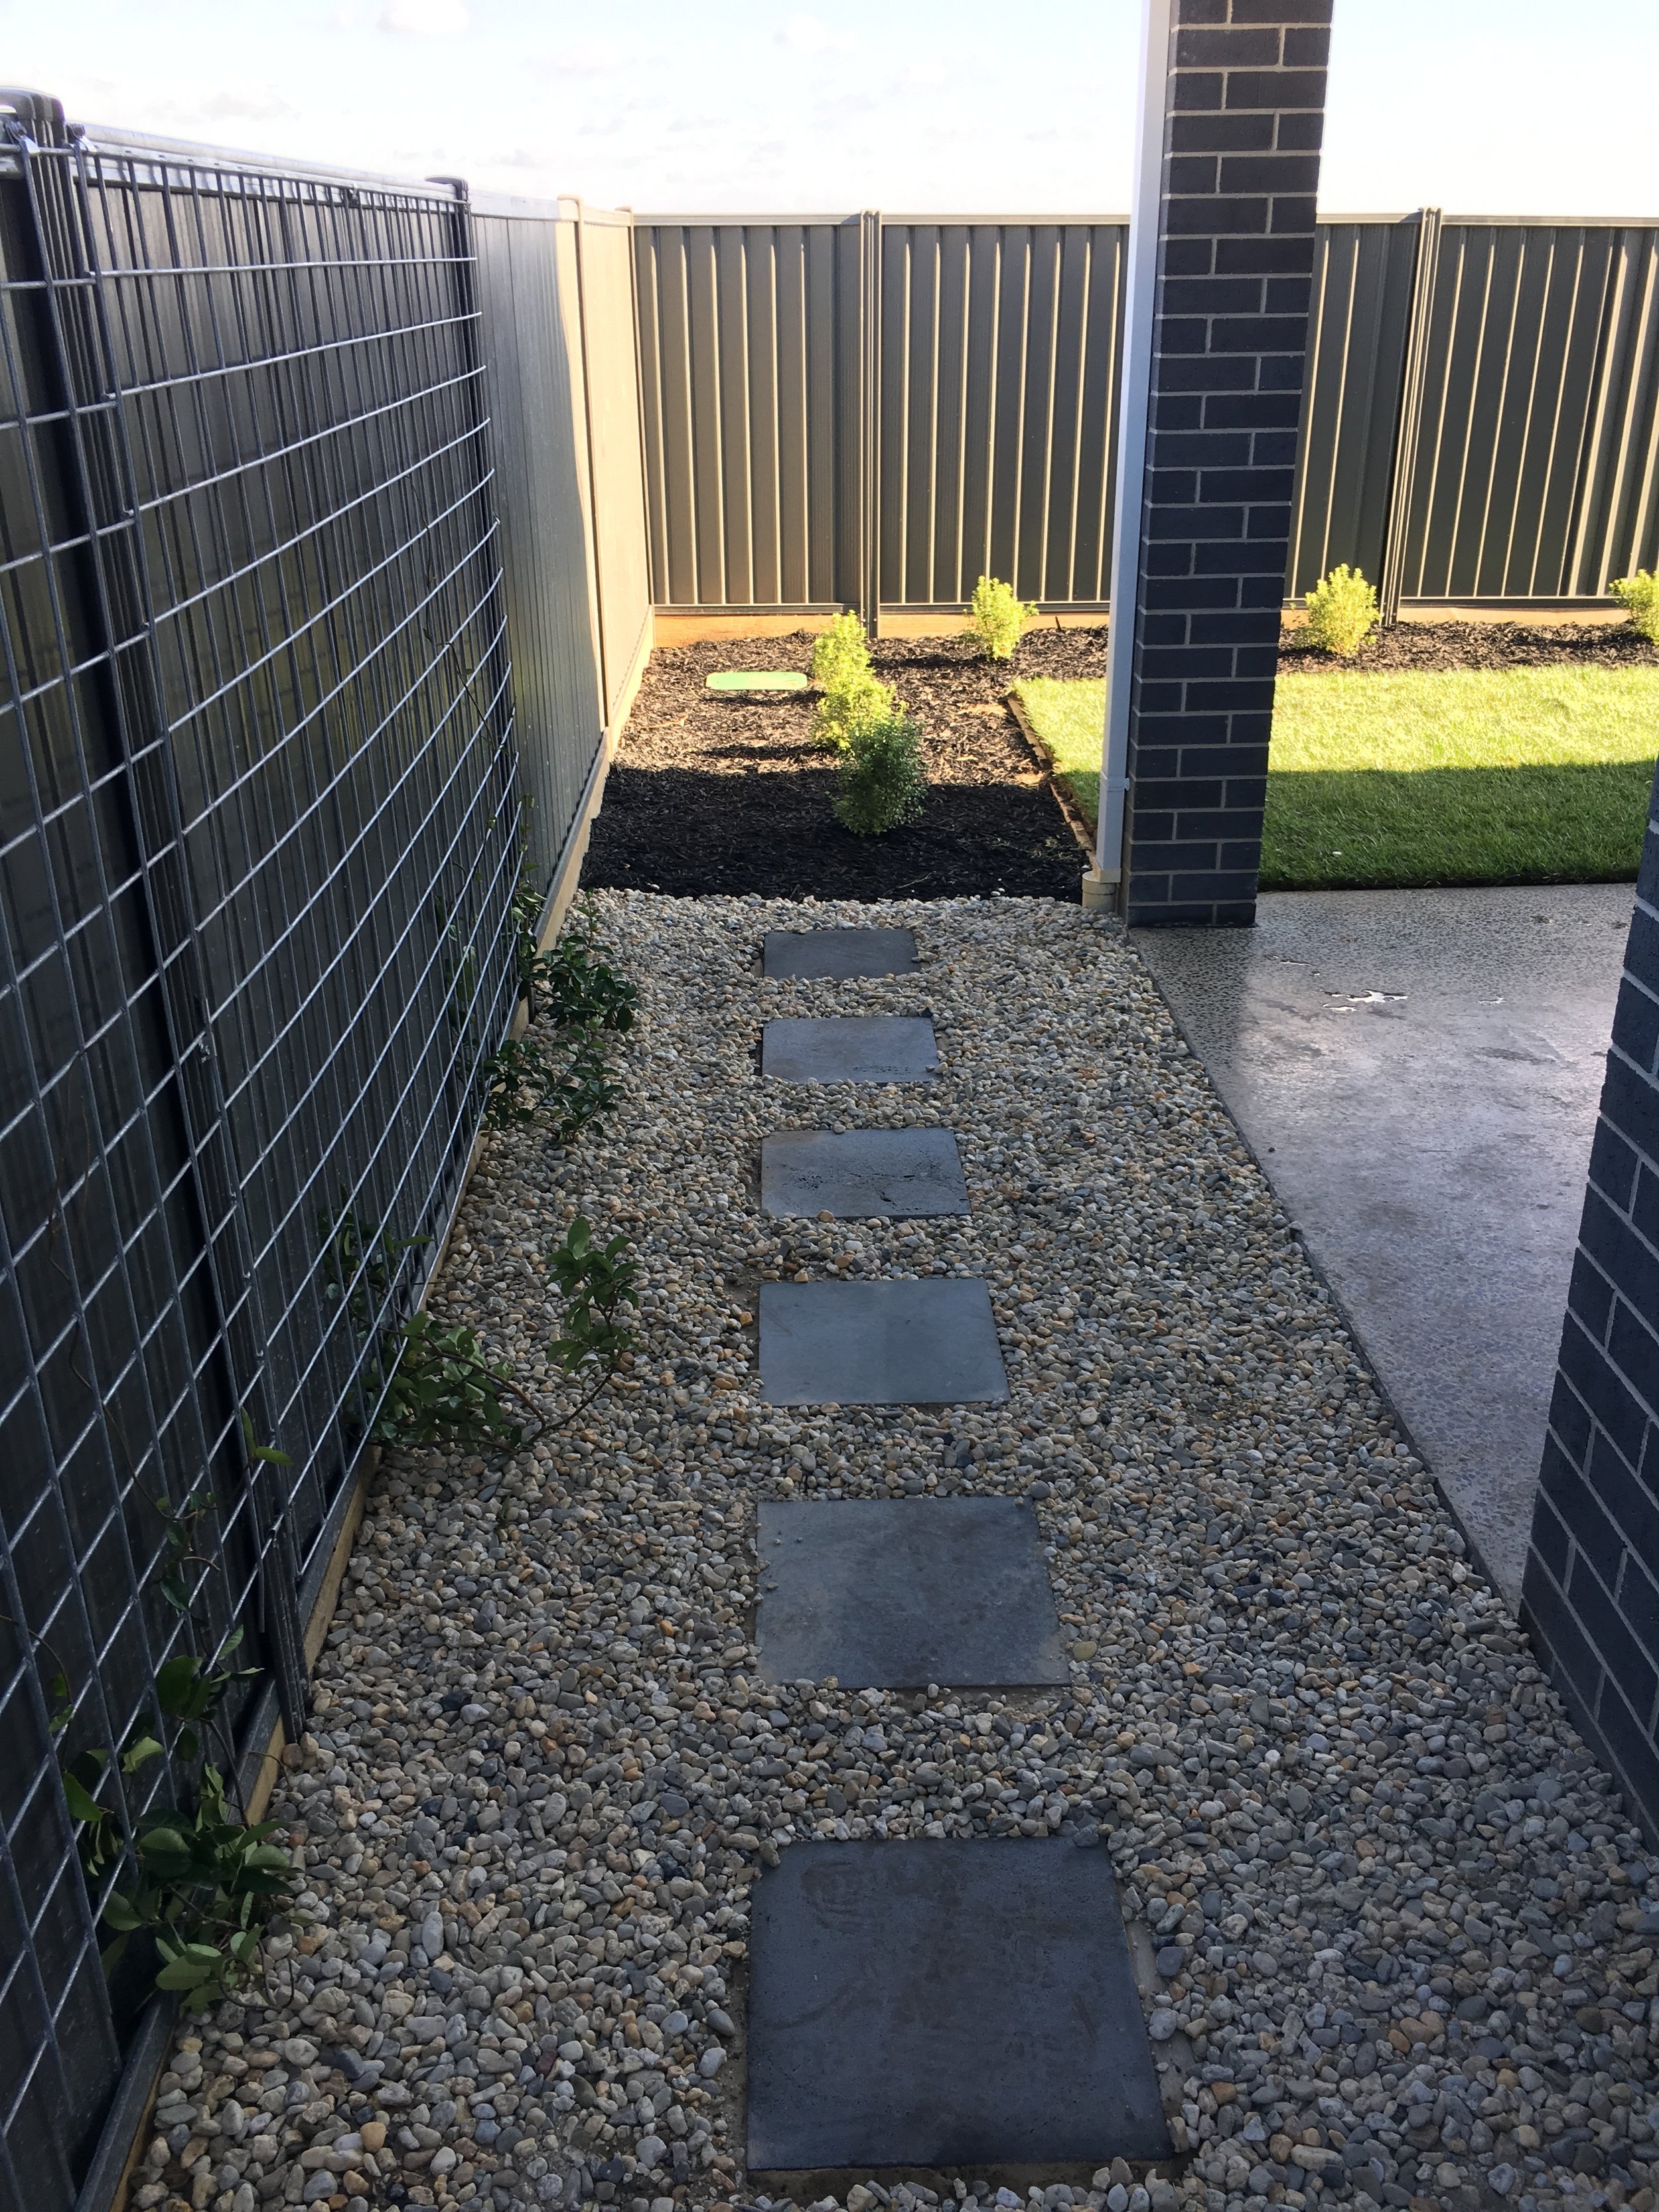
[0,99,645,2212]
[472,193,651,903]
[634,210,1659,620]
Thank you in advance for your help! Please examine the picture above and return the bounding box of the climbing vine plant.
[480,882,638,1140]
[321,1202,640,1459]
[318,876,644,1460]
[35,1425,301,2010]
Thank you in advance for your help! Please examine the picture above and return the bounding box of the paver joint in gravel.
[762,1015,938,1084]
[747,1838,1170,2171]
[762,926,918,979]
[760,1127,971,1219]
[755,1498,1068,1688]
[133,890,1659,2212]
[758,1278,1008,1406]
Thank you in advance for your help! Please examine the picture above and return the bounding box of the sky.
[2,0,1654,218]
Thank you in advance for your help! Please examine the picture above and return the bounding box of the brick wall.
[1123,0,1330,926]
[1524,765,1659,1835]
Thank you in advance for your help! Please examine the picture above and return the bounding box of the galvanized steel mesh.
[0,108,521,2209]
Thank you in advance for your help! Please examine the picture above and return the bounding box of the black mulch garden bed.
[580,632,1098,902]
[1282,615,1656,674]
[579,619,1654,901]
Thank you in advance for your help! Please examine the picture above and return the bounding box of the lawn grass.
[1011,666,1659,889]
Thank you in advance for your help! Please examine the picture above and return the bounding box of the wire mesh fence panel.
[0,103,520,2212]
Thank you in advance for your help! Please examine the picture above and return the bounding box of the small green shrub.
[810,609,871,692]
[536,895,638,1033]
[374,1309,530,1453]
[100,1764,299,2012]
[812,668,895,752]
[833,705,928,834]
[970,574,1039,661]
[1611,570,1659,644]
[547,1214,640,1386]
[481,1030,621,1142]
[1303,564,1379,656]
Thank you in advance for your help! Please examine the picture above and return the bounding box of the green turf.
[1012,667,1659,889]
[705,670,808,691]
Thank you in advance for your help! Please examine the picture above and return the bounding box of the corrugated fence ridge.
[634,210,1659,617]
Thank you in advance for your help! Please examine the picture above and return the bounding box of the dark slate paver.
[747,1840,1171,2172]
[763,927,917,979]
[758,1279,1007,1406]
[760,1127,969,1219]
[761,1016,937,1084]
[755,1498,1065,1688]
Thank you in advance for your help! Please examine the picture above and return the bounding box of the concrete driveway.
[1133,883,1634,1604]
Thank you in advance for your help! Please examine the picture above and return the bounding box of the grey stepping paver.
[755,1498,1066,1688]
[758,1279,1006,1406]
[760,1127,969,1218]
[762,1015,937,1084]
[747,1839,1171,2172]
[763,926,916,979]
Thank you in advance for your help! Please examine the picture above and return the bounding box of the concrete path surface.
[1134,882,1634,1606]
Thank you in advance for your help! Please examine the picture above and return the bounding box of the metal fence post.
[1376,206,1442,627]
[859,208,881,637]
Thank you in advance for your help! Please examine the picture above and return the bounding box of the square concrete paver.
[762,1017,938,1084]
[763,927,917,980]
[747,1840,1171,2172]
[760,1128,969,1218]
[755,1498,1065,1688]
[758,1279,1007,1405]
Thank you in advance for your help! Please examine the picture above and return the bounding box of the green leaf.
[46,1670,73,1736]
[136,1826,192,1870]
[240,1408,292,1465]
[155,1949,219,1991]
[101,1891,145,1933]
[62,1771,108,1826]
[155,1654,211,1718]
[121,1734,165,1775]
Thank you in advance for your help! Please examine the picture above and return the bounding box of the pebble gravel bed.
[138,893,1659,2212]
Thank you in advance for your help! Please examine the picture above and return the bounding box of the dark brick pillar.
[1524,768,1659,1836]
[1121,0,1330,926]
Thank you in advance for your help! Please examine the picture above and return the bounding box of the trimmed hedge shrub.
[811,609,871,691]
[970,573,1039,661]
[1611,571,1659,644]
[833,704,927,834]
[1303,564,1379,657]
[813,668,895,751]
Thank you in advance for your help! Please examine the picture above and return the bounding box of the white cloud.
[190,87,298,122]
[776,13,855,55]
[377,0,469,34]
[559,38,628,75]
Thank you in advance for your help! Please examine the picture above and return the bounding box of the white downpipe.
[1092,0,1174,897]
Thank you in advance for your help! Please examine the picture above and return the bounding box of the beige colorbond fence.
[632,210,1659,622]
[472,193,651,911]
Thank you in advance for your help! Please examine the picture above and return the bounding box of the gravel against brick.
[139,893,1659,2212]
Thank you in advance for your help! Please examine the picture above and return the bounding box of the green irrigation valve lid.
[704,670,808,691]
